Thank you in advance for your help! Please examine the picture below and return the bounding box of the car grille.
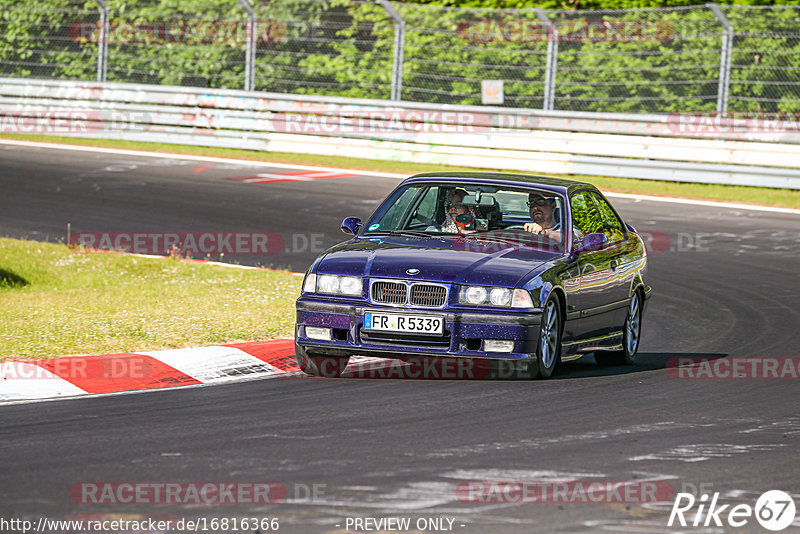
[370,281,448,307]
[410,284,447,307]
[359,328,452,348]
[371,281,407,305]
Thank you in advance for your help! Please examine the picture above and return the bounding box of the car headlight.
[463,286,487,305]
[314,274,363,296]
[338,276,362,295]
[459,286,533,308]
[490,287,512,306]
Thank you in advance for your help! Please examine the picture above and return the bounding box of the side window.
[376,186,421,231]
[417,186,439,218]
[570,191,603,240]
[589,192,625,244]
[406,186,440,228]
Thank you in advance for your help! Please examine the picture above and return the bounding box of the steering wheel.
[501,225,559,243]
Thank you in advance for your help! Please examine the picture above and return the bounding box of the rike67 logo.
[668,490,796,531]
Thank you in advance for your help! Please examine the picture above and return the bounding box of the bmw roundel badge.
[406,268,420,275]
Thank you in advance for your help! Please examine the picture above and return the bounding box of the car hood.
[316,235,562,287]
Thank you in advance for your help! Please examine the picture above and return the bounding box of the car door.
[588,191,639,327]
[568,190,629,340]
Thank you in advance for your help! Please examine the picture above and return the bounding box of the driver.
[524,192,562,241]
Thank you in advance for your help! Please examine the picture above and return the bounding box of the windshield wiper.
[369,230,436,238]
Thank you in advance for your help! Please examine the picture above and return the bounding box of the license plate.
[363,312,444,335]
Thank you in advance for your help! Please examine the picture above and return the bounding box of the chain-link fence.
[1,0,798,114]
[103,0,248,88]
[251,0,394,97]
[723,5,800,113]
[0,0,101,82]
[540,6,723,113]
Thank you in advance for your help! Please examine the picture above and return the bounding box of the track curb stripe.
[34,353,202,394]
[0,362,88,401]
[0,339,297,404]
[225,340,301,373]
[136,345,285,384]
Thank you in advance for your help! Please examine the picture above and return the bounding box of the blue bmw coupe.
[295,172,652,379]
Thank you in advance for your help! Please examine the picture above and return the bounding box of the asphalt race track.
[1,142,799,533]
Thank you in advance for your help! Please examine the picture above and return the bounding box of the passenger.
[441,188,481,234]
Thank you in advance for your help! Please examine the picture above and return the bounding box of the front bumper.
[295,297,542,360]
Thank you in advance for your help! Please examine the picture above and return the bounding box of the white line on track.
[0,138,406,178]
[605,191,800,215]
[2,138,798,215]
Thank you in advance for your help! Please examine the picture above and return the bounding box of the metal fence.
[0,1,798,114]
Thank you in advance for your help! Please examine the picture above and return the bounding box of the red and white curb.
[0,339,301,403]
[0,339,505,403]
[0,340,401,404]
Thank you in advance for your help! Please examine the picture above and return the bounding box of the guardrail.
[1,78,799,189]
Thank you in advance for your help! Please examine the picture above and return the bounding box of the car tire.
[295,345,350,378]
[521,297,562,379]
[595,290,642,367]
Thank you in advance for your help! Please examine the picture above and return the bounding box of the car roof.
[402,172,596,196]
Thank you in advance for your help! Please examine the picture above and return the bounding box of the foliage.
[400,0,800,10]
[0,0,798,113]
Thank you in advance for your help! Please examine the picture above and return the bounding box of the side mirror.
[341,216,363,235]
[575,232,607,253]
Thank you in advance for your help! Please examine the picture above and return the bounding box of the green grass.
[0,238,300,361]
[2,133,799,210]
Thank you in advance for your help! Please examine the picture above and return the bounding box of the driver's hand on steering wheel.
[524,223,560,241]
[524,222,544,234]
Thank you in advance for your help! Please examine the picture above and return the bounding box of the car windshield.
[363,182,566,249]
